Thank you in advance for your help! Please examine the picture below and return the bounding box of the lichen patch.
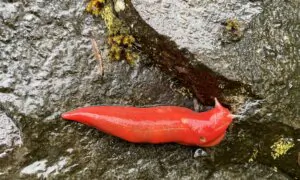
[270,137,294,160]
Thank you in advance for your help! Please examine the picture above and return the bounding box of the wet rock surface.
[0,0,299,179]
[133,0,262,53]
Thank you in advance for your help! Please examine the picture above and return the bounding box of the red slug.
[61,98,233,147]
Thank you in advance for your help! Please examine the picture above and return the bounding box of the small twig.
[91,38,104,76]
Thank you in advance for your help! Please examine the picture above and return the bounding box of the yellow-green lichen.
[222,18,243,42]
[86,0,138,63]
[248,148,258,163]
[271,137,294,160]
[225,19,240,32]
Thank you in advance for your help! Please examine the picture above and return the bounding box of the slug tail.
[61,112,74,120]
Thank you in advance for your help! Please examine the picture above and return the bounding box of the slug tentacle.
[214,97,222,108]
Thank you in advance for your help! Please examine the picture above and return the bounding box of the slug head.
[182,98,233,147]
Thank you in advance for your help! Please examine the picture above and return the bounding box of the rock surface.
[133,0,262,53]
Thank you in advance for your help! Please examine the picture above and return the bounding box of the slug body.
[62,99,233,147]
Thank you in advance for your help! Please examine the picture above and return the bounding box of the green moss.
[107,34,137,64]
[270,137,294,160]
[109,44,122,61]
[86,0,105,16]
[100,5,126,35]
[123,35,135,47]
[86,0,138,63]
[125,50,137,65]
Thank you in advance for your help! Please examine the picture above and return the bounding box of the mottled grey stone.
[0,0,299,179]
